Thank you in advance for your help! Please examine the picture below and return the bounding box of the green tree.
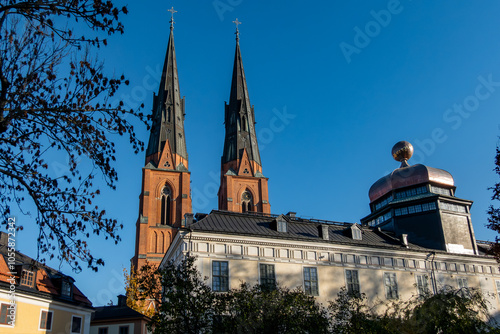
[137,256,329,334]
[488,143,500,261]
[138,256,217,334]
[329,287,499,334]
[0,0,146,271]
[218,283,329,334]
[137,255,499,334]
[328,289,384,334]
[401,287,499,334]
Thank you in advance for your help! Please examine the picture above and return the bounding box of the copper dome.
[368,164,454,203]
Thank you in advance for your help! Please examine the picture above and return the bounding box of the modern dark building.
[361,141,477,255]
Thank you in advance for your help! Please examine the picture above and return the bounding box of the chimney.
[117,294,127,307]
[0,232,8,246]
[286,212,296,219]
[184,213,194,227]
[318,225,329,241]
[401,234,409,248]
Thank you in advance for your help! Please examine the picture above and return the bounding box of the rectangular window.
[71,316,82,333]
[384,273,398,300]
[457,277,469,297]
[119,326,129,334]
[40,310,53,330]
[303,267,319,296]
[345,270,360,296]
[62,281,72,297]
[98,328,108,334]
[0,303,12,325]
[416,275,429,296]
[496,280,500,300]
[212,261,229,292]
[457,277,468,289]
[259,264,276,290]
[277,220,287,232]
[20,270,34,287]
[431,185,451,196]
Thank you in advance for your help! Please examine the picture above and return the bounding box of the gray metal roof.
[188,210,426,250]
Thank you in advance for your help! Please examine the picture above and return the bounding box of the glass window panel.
[384,273,398,300]
[304,267,319,296]
[213,261,229,292]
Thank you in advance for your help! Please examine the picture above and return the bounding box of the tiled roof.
[0,232,92,307]
[188,210,425,250]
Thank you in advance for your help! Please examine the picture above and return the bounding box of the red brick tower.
[131,15,191,270]
[218,22,270,214]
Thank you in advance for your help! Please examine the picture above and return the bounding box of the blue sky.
[11,0,500,305]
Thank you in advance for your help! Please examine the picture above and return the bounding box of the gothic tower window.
[241,190,253,213]
[242,115,248,132]
[161,185,172,225]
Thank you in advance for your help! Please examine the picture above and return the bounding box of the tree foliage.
[329,287,499,334]
[136,255,500,334]
[0,0,146,271]
[217,283,329,334]
[488,143,500,261]
[124,264,157,318]
[138,256,217,334]
[329,289,382,334]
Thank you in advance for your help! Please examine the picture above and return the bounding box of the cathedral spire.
[132,9,192,271]
[146,7,188,170]
[222,21,261,167]
[219,21,270,214]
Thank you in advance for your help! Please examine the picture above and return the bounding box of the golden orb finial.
[392,141,413,167]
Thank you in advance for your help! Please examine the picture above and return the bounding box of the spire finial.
[392,141,414,168]
[168,6,177,30]
[233,18,242,41]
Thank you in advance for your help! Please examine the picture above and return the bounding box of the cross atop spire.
[233,18,241,41]
[168,6,177,30]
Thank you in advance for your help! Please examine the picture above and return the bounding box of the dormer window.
[276,215,287,233]
[61,280,72,298]
[351,225,362,240]
[20,270,34,287]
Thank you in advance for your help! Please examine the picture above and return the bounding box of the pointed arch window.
[161,185,172,225]
[241,115,249,132]
[241,190,253,213]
